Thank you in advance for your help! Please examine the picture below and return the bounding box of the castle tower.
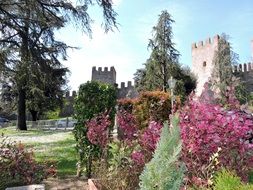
[192,35,220,95]
[91,66,116,85]
[251,39,253,63]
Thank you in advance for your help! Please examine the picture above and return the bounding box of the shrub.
[133,91,173,129]
[0,135,56,189]
[213,169,253,190]
[94,141,140,190]
[86,112,111,149]
[73,81,117,177]
[139,116,185,190]
[180,99,253,187]
[139,121,163,153]
[117,109,138,142]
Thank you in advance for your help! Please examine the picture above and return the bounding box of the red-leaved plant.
[139,121,163,153]
[86,112,111,148]
[180,96,253,187]
[117,110,138,142]
[0,135,56,189]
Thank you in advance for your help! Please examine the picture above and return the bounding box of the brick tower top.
[91,66,116,85]
[192,35,220,95]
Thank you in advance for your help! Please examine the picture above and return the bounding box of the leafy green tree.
[0,0,117,130]
[73,81,117,177]
[139,115,185,190]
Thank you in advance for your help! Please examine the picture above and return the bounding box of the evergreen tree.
[147,10,179,92]
[0,0,117,130]
[139,115,185,190]
[134,10,196,100]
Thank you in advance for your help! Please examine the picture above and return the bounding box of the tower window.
[203,61,207,67]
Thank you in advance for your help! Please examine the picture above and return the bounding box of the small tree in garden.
[139,116,185,190]
[180,96,253,188]
[73,81,117,177]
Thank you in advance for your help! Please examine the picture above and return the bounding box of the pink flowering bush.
[180,98,253,187]
[117,110,138,142]
[131,151,146,167]
[139,121,163,152]
[87,112,111,148]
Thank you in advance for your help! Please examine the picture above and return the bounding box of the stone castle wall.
[192,35,253,95]
[117,81,138,99]
[92,66,116,85]
[91,66,138,99]
[233,63,253,92]
[192,35,219,95]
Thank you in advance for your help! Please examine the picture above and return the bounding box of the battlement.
[117,81,138,99]
[92,66,116,73]
[65,90,77,98]
[91,66,116,85]
[119,81,133,89]
[192,35,220,49]
[233,63,253,73]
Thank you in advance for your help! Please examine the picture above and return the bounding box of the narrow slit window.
[203,61,207,67]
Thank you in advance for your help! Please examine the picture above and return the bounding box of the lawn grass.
[0,127,78,178]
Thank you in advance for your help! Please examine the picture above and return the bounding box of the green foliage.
[211,33,240,104]
[73,81,117,177]
[213,169,253,190]
[139,115,185,190]
[133,91,174,130]
[134,10,196,100]
[44,108,61,120]
[235,83,253,105]
[0,0,117,130]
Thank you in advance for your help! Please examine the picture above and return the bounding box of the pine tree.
[139,115,185,190]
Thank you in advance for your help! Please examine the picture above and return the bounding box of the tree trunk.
[17,88,27,130]
[30,110,38,121]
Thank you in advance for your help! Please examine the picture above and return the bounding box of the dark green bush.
[73,81,117,177]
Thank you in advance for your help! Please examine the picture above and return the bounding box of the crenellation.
[248,63,252,71]
[243,63,247,72]
[239,64,242,71]
[191,43,197,49]
[127,81,132,87]
[72,90,77,97]
[110,66,115,72]
[121,82,125,88]
[213,35,220,43]
[92,66,96,71]
[91,66,116,85]
[205,37,211,45]
[197,41,204,47]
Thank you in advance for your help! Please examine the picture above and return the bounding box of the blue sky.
[58,0,253,91]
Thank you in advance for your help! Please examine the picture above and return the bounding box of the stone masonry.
[191,35,219,95]
[91,66,138,99]
[92,66,116,85]
[192,35,253,95]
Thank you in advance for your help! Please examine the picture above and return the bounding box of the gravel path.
[8,131,72,144]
